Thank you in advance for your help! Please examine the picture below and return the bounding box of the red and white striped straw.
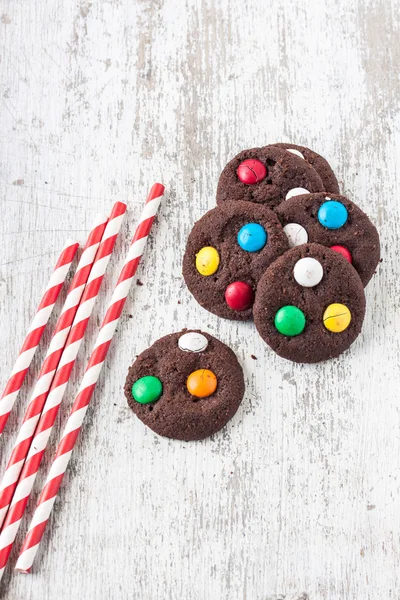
[0,202,126,574]
[15,183,164,574]
[0,240,79,436]
[0,214,108,536]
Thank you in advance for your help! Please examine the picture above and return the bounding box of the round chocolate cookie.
[125,330,245,441]
[253,243,366,363]
[182,201,289,320]
[275,192,380,286]
[216,145,325,209]
[273,143,340,193]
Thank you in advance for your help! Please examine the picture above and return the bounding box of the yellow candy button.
[323,303,351,333]
[196,246,220,276]
[187,369,217,398]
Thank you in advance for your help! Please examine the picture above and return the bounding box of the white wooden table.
[0,1,398,598]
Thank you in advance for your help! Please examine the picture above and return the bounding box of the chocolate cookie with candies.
[253,243,366,363]
[273,143,340,193]
[275,192,380,286]
[216,145,326,209]
[182,201,289,320]
[125,330,245,441]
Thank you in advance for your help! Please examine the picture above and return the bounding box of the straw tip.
[15,567,31,574]
[93,213,109,226]
[151,182,165,195]
[65,239,79,248]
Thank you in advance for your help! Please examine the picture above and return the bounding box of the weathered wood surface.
[0,1,398,598]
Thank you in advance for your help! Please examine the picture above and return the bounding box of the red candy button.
[330,245,352,264]
[237,159,267,185]
[225,282,254,311]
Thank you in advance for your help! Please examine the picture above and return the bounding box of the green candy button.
[274,305,306,336]
[132,376,163,404]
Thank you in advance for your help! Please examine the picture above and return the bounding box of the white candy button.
[286,148,305,160]
[178,332,208,353]
[293,257,323,287]
[285,187,311,201]
[283,223,308,248]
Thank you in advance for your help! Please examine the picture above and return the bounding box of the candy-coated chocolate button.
[187,369,217,398]
[285,187,310,201]
[323,303,351,332]
[286,148,305,160]
[330,245,352,263]
[283,223,308,248]
[196,246,220,276]
[237,159,267,184]
[275,305,306,336]
[225,282,254,311]
[132,376,162,404]
[237,223,267,252]
[318,200,348,229]
[178,332,208,353]
[293,257,323,287]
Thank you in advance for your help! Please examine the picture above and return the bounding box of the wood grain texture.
[0,0,398,598]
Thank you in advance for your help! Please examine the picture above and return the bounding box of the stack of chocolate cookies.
[183,143,380,363]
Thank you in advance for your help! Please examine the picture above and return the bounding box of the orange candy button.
[186,369,217,398]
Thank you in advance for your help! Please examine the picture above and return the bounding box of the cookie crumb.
[128,314,133,318]
[178,300,181,304]
[251,354,257,360]
[136,279,143,286]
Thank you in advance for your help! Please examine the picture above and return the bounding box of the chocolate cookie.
[275,192,380,286]
[125,330,245,441]
[216,145,325,209]
[182,201,289,320]
[274,143,340,193]
[253,244,366,363]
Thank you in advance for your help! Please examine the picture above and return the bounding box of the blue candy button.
[237,223,267,252]
[318,200,348,229]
